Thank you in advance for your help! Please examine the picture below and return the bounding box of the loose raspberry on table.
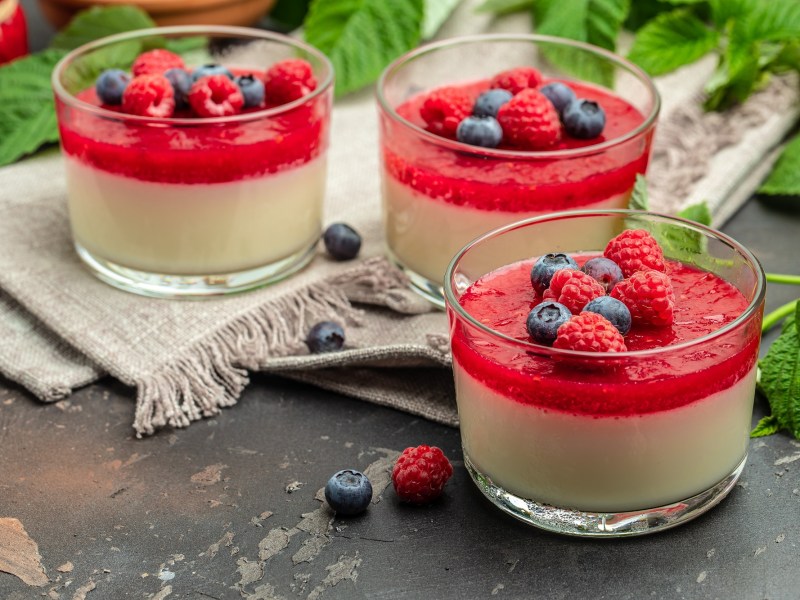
[392,445,453,505]
[121,75,176,118]
[542,268,605,315]
[188,74,244,117]
[131,49,185,77]
[611,269,675,327]
[264,58,318,105]
[419,87,473,138]
[490,67,543,95]
[553,312,628,352]
[496,88,561,149]
[604,229,666,278]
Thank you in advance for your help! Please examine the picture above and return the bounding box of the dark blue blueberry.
[472,88,513,118]
[323,223,361,261]
[562,98,606,139]
[583,296,632,336]
[456,116,503,148]
[306,321,345,353]
[530,253,579,295]
[235,74,265,108]
[324,469,373,516]
[95,69,130,105]
[581,257,624,292]
[539,82,576,115]
[526,301,572,345]
[192,64,234,81]
[164,68,192,109]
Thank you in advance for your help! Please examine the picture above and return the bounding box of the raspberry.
[553,312,628,352]
[264,58,317,105]
[188,74,244,117]
[131,49,185,77]
[392,445,453,505]
[121,75,176,118]
[542,269,605,315]
[490,67,543,95]
[611,269,675,327]
[419,87,473,138]
[604,229,666,278]
[496,88,561,149]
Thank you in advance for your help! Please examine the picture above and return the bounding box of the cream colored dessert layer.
[454,362,756,512]
[66,156,326,275]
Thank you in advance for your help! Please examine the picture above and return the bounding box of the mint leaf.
[628,9,719,76]
[475,0,534,15]
[703,37,762,111]
[709,0,758,29]
[759,133,800,196]
[50,6,156,50]
[750,415,780,438]
[423,0,462,38]
[628,174,649,210]
[733,1,800,44]
[676,201,712,225]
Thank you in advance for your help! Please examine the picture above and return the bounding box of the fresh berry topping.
[456,116,503,148]
[121,75,176,118]
[530,253,579,295]
[581,256,624,292]
[562,98,606,139]
[164,68,192,109]
[192,63,234,82]
[611,269,675,327]
[553,312,628,352]
[496,88,561,149]
[188,74,244,117]
[582,296,632,336]
[264,58,317,105]
[419,87,473,138]
[235,74,266,108]
[526,301,572,345]
[604,229,667,278]
[324,469,373,516]
[472,88,513,118]
[392,445,453,505]
[539,82,576,115]
[542,268,606,315]
[131,49,185,77]
[95,69,130,105]
[323,223,361,261]
[306,321,345,353]
[490,67,543,95]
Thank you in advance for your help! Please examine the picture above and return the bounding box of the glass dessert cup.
[377,34,660,307]
[445,210,765,537]
[52,26,333,298]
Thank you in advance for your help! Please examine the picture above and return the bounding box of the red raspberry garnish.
[611,269,675,326]
[496,88,561,149]
[392,445,453,505]
[264,58,317,105]
[121,75,176,118]
[188,74,244,117]
[604,229,666,278]
[490,67,543,95]
[131,49,185,77]
[553,312,628,352]
[542,268,605,314]
[419,87,473,138]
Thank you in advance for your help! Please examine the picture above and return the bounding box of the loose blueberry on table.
[324,469,373,516]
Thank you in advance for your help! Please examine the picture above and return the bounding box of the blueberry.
[236,74,265,108]
[456,116,503,148]
[562,98,606,139]
[539,82,576,115]
[164,68,192,109]
[583,296,631,336]
[473,88,513,118]
[95,69,130,105]
[530,253,579,295]
[324,469,373,516]
[526,301,572,345]
[323,223,361,261]
[306,321,345,353]
[581,257,624,292]
[192,64,234,81]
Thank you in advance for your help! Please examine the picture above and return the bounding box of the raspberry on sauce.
[496,88,561,149]
[121,74,176,118]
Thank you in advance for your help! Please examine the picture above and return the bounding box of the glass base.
[386,247,446,309]
[75,242,317,299]
[464,452,746,538]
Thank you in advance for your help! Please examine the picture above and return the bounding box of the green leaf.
[270,0,312,30]
[625,0,673,31]
[422,0,462,39]
[676,201,712,225]
[750,415,780,438]
[305,0,425,96]
[703,37,762,111]
[628,174,650,210]
[475,0,534,15]
[759,132,800,196]
[50,6,156,51]
[708,0,758,29]
[628,9,719,76]
[733,1,800,44]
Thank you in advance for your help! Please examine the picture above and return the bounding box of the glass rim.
[444,209,766,359]
[51,25,334,127]
[376,33,661,160]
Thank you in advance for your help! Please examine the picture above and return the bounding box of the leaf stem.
[765,273,800,286]
[762,300,798,334]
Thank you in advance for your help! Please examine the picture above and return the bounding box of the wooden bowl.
[38,0,277,29]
